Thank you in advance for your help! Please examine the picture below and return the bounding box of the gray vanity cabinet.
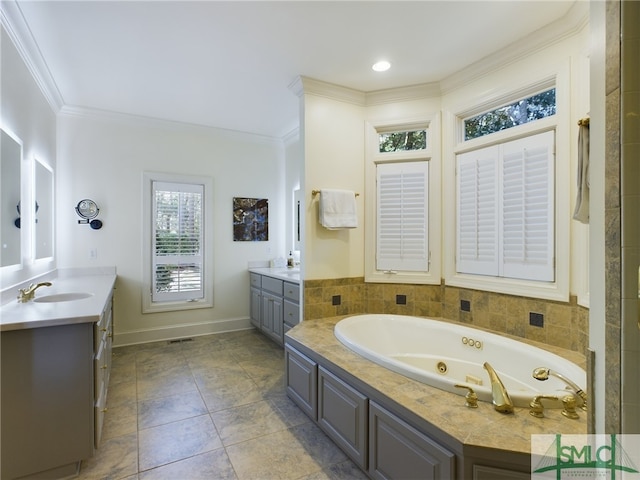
[369,401,455,480]
[250,272,300,345]
[0,290,114,480]
[318,366,368,470]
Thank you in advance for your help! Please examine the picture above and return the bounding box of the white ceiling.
[10,1,577,139]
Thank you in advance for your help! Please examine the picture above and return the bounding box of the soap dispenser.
[287,251,294,268]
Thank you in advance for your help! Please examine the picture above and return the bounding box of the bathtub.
[334,314,586,408]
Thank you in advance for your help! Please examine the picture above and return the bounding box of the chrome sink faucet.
[483,362,514,413]
[532,367,587,411]
[17,282,52,303]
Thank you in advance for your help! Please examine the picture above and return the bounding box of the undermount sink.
[33,292,94,303]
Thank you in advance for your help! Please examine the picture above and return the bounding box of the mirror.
[1,129,22,267]
[35,158,53,260]
[293,188,301,251]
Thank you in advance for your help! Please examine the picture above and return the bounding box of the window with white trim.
[364,117,441,285]
[142,172,213,313]
[152,181,204,301]
[456,130,555,282]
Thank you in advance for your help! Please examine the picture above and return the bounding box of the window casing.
[142,172,214,313]
[365,117,441,285]
[444,72,570,302]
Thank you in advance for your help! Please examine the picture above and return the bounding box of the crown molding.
[365,83,441,105]
[59,105,284,147]
[1,1,64,112]
[440,0,589,94]
[291,76,366,106]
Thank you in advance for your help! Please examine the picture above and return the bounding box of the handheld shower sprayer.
[532,367,587,411]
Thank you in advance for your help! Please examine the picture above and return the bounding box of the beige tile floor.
[78,329,367,480]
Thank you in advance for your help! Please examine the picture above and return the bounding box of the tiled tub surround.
[285,316,587,478]
[304,278,589,355]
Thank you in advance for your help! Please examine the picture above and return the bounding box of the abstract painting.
[233,197,268,241]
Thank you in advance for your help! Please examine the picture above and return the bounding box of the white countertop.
[0,271,117,331]
[249,267,300,284]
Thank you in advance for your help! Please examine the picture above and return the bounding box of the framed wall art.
[233,197,268,241]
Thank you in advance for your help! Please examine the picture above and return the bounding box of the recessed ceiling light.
[372,60,391,72]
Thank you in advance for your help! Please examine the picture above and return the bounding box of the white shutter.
[376,161,429,272]
[456,147,499,276]
[152,181,204,302]
[502,131,555,281]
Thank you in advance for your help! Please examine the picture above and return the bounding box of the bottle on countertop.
[287,251,294,268]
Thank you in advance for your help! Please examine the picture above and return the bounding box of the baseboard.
[113,317,252,347]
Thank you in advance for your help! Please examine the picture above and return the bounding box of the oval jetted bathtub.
[334,314,586,408]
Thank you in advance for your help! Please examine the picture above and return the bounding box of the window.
[377,161,429,272]
[464,88,556,141]
[456,130,555,282]
[142,172,213,312]
[379,129,427,152]
[153,182,203,302]
[364,118,441,285]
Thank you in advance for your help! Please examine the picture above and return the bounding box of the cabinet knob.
[101,364,108,369]
[101,407,108,413]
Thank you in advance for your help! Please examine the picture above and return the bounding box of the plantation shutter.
[376,161,429,272]
[152,181,204,302]
[456,146,500,276]
[502,131,555,281]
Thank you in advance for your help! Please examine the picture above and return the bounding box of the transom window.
[464,88,556,141]
[379,129,427,152]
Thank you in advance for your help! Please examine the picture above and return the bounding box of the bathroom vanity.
[0,269,116,480]
[285,315,587,480]
[249,267,300,345]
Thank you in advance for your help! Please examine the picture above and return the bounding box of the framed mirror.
[1,128,23,268]
[34,158,53,260]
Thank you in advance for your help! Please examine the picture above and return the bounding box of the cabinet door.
[250,286,261,328]
[318,366,368,469]
[285,345,317,420]
[261,291,283,344]
[369,401,455,480]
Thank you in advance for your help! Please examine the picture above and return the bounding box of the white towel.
[319,189,358,229]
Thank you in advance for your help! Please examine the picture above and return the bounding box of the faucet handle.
[529,394,558,418]
[454,384,478,408]
[561,394,580,419]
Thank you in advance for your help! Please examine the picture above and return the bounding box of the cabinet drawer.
[250,272,262,289]
[284,299,300,327]
[283,282,299,302]
[318,366,368,469]
[94,341,108,396]
[261,276,283,295]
